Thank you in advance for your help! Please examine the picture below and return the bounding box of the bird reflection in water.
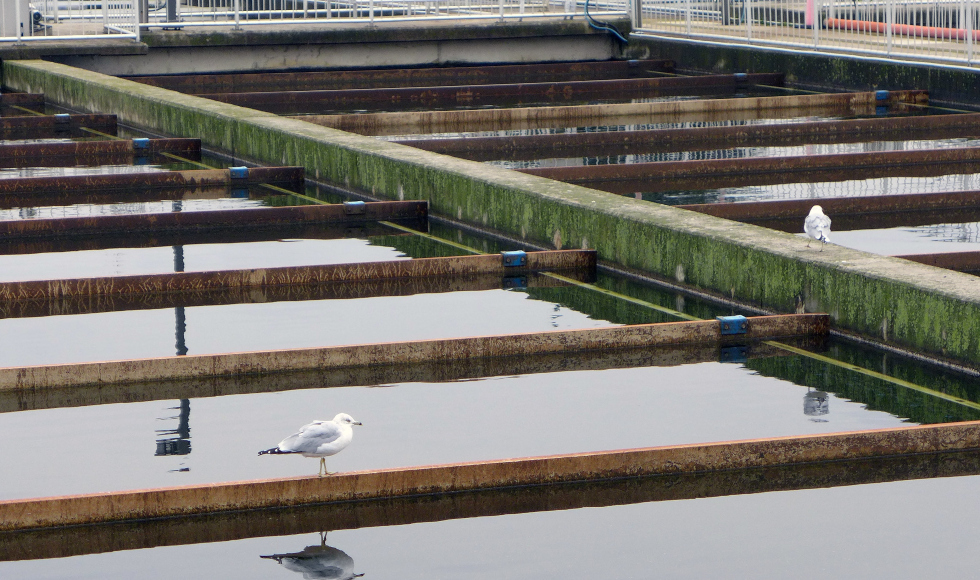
[804,388,830,422]
[262,533,364,580]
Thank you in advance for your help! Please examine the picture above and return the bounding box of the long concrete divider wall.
[4,60,980,367]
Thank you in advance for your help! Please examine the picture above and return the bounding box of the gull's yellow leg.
[319,457,326,477]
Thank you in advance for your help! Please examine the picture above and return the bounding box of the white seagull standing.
[259,413,362,476]
[804,205,832,249]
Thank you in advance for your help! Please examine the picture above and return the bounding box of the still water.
[0,358,913,500]
[4,471,980,578]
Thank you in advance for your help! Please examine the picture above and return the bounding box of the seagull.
[259,413,362,476]
[804,205,831,249]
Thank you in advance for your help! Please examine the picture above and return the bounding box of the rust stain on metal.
[0,339,819,414]
[0,114,116,138]
[296,91,928,136]
[398,112,980,161]
[679,190,980,232]
[0,249,596,309]
[0,200,426,240]
[0,166,303,196]
[0,92,45,107]
[519,146,980,192]
[125,60,675,93]
[0,418,974,532]
[0,138,201,168]
[897,252,980,273]
[0,314,828,390]
[201,74,784,113]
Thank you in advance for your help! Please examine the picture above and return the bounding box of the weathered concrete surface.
[51,19,627,75]
[626,34,980,109]
[0,39,146,60]
[0,314,826,389]
[0,419,977,531]
[5,60,980,367]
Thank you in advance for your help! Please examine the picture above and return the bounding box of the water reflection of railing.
[911,221,980,243]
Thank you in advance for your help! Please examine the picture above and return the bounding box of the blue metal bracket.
[343,200,366,215]
[132,138,150,150]
[875,90,890,101]
[501,250,527,267]
[719,345,748,364]
[734,72,748,82]
[229,166,249,180]
[717,315,749,335]
[230,188,250,199]
[54,113,70,124]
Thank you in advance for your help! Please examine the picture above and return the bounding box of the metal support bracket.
[502,275,528,289]
[343,200,366,215]
[501,250,527,267]
[53,113,70,125]
[717,315,749,335]
[875,90,890,102]
[132,138,150,157]
[229,166,249,180]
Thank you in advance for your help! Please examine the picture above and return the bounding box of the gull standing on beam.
[259,413,362,476]
[804,205,832,250]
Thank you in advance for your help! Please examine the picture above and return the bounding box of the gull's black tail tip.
[258,447,290,456]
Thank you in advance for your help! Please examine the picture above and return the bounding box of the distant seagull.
[261,535,363,580]
[804,205,831,249]
[259,413,362,476]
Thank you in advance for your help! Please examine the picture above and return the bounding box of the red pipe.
[826,18,979,41]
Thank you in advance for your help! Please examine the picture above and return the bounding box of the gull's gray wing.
[278,421,343,453]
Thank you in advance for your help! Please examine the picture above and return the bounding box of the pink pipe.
[826,18,978,41]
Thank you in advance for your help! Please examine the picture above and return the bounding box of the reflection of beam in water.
[5,447,980,562]
[154,399,191,457]
[0,338,826,414]
[262,534,362,580]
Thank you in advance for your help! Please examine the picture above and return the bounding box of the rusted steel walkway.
[397,113,980,161]
[0,419,975,532]
[0,201,426,239]
[299,90,927,136]
[0,314,827,390]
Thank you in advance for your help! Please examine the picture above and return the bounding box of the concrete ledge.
[1,420,979,531]
[0,39,146,60]
[5,60,980,366]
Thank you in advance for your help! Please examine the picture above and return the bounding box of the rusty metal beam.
[678,190,980,233]
[0,201,426,240]
[518,147,980,193]
[0,339,818,415]
[0,314,827,390]
[203,73,785,114]
[396,112,980,162]
[897,252,980,273]
[297,91,929,136]
[0,417,975,532]
[0,92,44,107]
[0,219,420,256]
[0,138,201,168]
[0,166,303,196]
[0,444,971,559]
[125,60,676,93]
[0,114,116,139]
[0,184,231,211]
[0,250,597,316]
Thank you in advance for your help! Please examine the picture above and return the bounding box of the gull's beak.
[354,421,363,426]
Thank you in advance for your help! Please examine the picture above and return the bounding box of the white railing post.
[745,0,752,39]
[968,0,975,63]
[631,0,642,29]
[15,0,22,40]
[370,0,374,21]
[886,0,894,54]
[812,0,819,46]
[235,0,241,28]
[499,0,505,20]
[685,0,691,34]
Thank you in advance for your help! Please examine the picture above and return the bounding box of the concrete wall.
[5,59,980,368]
[47,20,625,75]
[626,35,980,110]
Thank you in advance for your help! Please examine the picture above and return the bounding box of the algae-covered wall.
[626,35,980,110]
[5,59,980,366]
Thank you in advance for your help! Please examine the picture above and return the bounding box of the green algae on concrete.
[6,58,980,367]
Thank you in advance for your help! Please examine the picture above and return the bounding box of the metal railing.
[0,1,140,41]
[632,0,980,67]
[142,0,625,28]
